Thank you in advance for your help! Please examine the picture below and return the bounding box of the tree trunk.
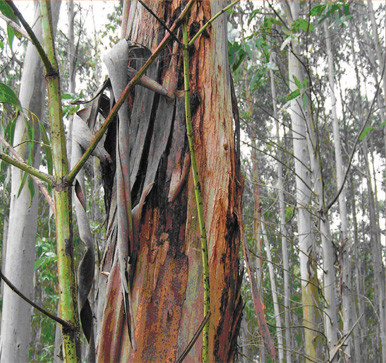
[282,2,320,361]
[324,20,356,361]
[270,52,292,363]
[349,20,385,360]
[261,222,284,362]
[95,2,242,362]
[0,3,61,362]
[350,175,364,362]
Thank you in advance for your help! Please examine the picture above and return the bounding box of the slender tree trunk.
[362,139,385,361]
[350,175,364,362]
[244,53,266,363]
[270,52,292,363]
[324,21,352,359]
[350,21,385,360]
[261,222,284,362]
[0,3,61,362]
[282,2,320,361]
[367,0,385,125]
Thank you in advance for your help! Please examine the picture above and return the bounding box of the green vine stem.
[67,0,195,183]
[182,20,210,363]
[188,0,240,48]
[40,1,80,362]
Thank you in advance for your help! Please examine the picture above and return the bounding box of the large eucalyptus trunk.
[94,2,242,361]
[0,3,61,362]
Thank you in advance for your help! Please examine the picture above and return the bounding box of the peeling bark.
[95,1,242,362]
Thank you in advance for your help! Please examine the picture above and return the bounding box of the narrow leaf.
[293,75,302,89]
[302,93,307,109]
[27,176,35,206]
[286,89,300,102]
[0,82,21,109]
[0,1,20,50]
[359,126,374,141]
[38,119,53,175]
[17,170,28,198]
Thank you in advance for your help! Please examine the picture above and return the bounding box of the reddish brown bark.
[95,2,243,361]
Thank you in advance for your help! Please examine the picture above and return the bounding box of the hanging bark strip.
[182,20,210,363]
[66,0,196,183]
[71,113,112,360]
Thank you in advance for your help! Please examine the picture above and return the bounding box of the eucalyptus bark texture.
[95,1,242,362]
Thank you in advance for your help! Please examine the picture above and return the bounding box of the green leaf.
[310,4,326,16]
[302,93,307,109]
[248,8,260,26]
[5,113,17,145]
[292,19,314,33]
[61,93,73,100]
[286,89,300,102]
[232,52,246,72]
[359,126,374,141]
[38,119,53,176]
[27,176,35,206]
[285,207,294,222]
[293,75,302,89]
[0,0,19,50]
[302,77,308,87]
[0,82,21,109]
[17,170,28,198]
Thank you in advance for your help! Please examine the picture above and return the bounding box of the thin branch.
[0,151,53,185]
[6,0,54,74]
[0,12,31,41]
[267,0,289,30]
[0,135,55,214]
[329,313,364,362]
[174,312,211,363]
[244,141,316,197]
[326,64,385,210]
[138,0,183,46]
[0,268,73,330]
[188,0,240,47]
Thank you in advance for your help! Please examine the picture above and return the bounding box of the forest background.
[0,0,384,362]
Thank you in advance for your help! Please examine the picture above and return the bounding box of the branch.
[174,312,211,363]
[0,268,74,330]
[329,314,364,362]
[0,151,53,185]
[0,12,31,41]
[138,0,183,46]
[326,64,385,211]
[0,135,55,214]
[188,0,240,47]
[6,0,54,73]
[67,0,196,183]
